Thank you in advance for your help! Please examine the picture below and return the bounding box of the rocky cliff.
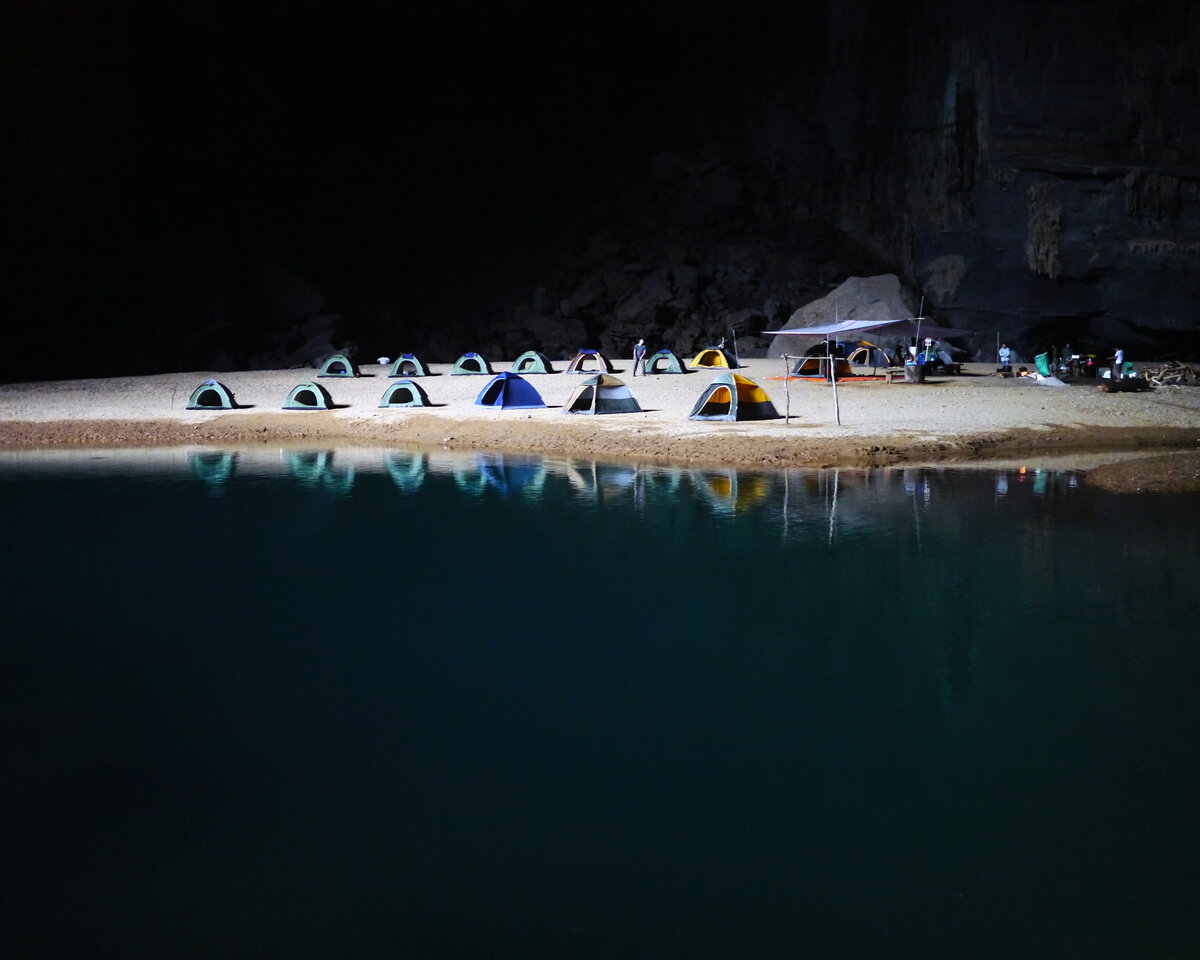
[470,0,1200,364]
[809,0,1200,356]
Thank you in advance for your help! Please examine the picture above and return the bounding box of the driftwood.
[1145,360,1196,387]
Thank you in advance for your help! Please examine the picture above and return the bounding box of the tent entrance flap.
[700,386,732,416]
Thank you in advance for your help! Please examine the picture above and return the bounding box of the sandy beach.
[2,359,1199,491]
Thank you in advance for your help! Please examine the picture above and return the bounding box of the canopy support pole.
[828,344,841,426]
[782,354,794,423]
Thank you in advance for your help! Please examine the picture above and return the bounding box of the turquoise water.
[2,449,1199,959]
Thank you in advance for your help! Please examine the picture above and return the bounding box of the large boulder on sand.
[768,275,920,358]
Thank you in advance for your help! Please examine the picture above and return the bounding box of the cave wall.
[759,0,1200,349]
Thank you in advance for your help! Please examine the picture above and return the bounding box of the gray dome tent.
[318,353,360,377]
[186,379,237,410]
[451,352,494,375]
[379,379,431,407]
[564,374,641,414]
[283,381,335,410]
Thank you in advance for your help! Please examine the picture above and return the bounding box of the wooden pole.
[783,354,791,423]
[828,345,841,426]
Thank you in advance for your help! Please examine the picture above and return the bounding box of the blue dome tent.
[473,372,546,409]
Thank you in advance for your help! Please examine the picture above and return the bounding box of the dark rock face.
[471,0,1200,365]
[752,0,1200,355]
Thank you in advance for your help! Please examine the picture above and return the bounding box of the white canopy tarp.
[764,318,973,340]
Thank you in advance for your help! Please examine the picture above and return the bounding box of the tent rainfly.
[379,379,431,407]
[451,352,494,375]
[186,379,237,410]
[511,350,555,374]
[318,353,360,377]
[688,372,779,421]
[642,348,686,374]
[474,372,546,409]
[564,374,641,414]
[283,381,335,410]
[688,347,737,369]
[564,349,615,374]
[389,353,429,377]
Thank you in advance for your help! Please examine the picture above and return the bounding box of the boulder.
[768,275,919,358]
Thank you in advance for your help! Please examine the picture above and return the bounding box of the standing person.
[1113,347,1124,379]
[632,338,647,376]
[998,343,1012,373]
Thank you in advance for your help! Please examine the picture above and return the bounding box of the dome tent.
[511,350,555,374]
[186,379,237,410]
[283,381,335,410]
[563,374,641,414]
[688,372,778,421]
[379,379,431,407]
[318,353,360,377]
[473,372,546,409]
[389,353,429,377]
[564,349,615,374]
[845,341,895,369]
[643,348,686,374]
[688,347,737,369]
[451,352,494,375]
[790,353,853,379]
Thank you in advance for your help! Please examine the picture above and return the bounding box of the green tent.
[389,353,429,377]
[379,379,431,407]
[511,350,555,374]
[283,381,335,410]
[643,349,686,374]
[318,353,360,377]
[451,352,494,375]
[186,379,237,410]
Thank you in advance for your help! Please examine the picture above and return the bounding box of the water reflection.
[453,452,546,498]
[1,446,1107,529]
[689,467,771,515]
[384,451,426,493]
[188,450,236,486]
[286,450,354,493]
